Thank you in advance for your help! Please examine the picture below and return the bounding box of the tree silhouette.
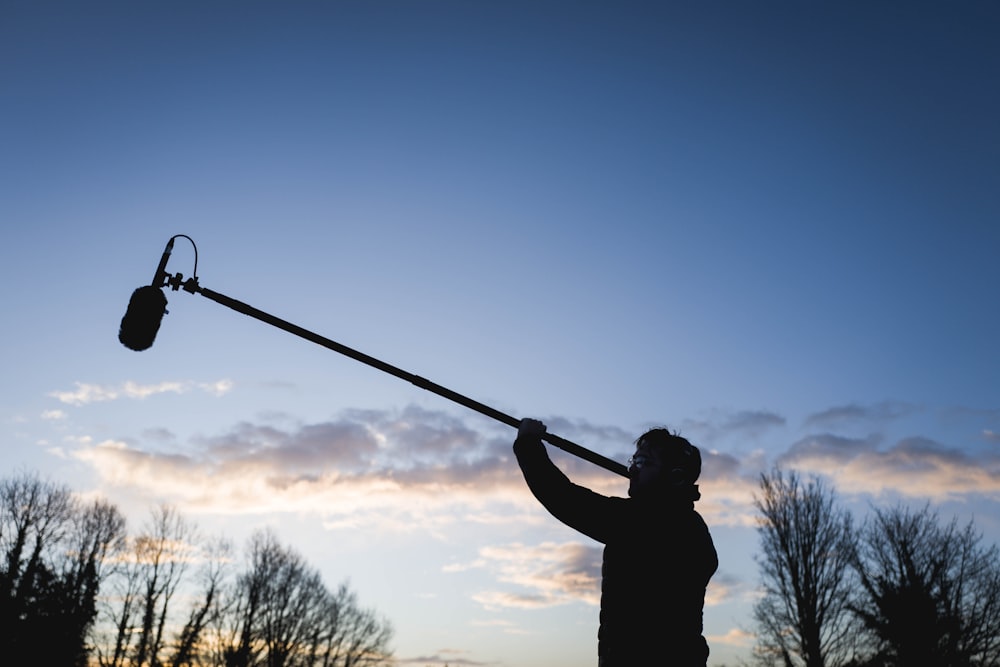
[1,471,394,666]
[132,504,195,667]
[851,503,1000,667]
[171,535,232,667]
[751,469,858,667]
[0,473,124,665]
[214,529,394,667]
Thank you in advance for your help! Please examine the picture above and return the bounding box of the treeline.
[0,471,393,666]
[752,468,1000,667]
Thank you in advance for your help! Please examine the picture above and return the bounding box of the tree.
[752,468,857,667]
[0,472,124,666]
[2,471,394,667]
[217,529,394,667]
[133,505,196,667]
[170,535,233,667]
[94,504,197,667]
[61,498,128,666]
[96,532,146,667]
[850,504,1000,667]
[325,583,394,667]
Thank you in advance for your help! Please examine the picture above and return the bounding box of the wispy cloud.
[49,380,233,406]
[781,435,1000,501]
[394,651,490,666]
[707,627,755,647]
[50,382,119,406]
[680,409,786,448]
[69,404,643,531]
[64,399,1000,631]
[804,401,919,429]
[69,401,1000,540]
[723,410,786,434]
[778,433,882,464]
[72,406,544,537]
[461,541,602,610]
[705,571,756,607]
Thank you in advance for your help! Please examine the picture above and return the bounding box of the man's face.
[627,444,663,498]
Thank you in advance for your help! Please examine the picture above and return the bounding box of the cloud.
[41,410,67,420]
[679,408,786,448]
[705,571,756,607]
[779,435,1000,502]
[141,427,176,443]
[778,433,881,466]
[461,541,602,610]
[70,401,657,534]
[197,419,379,473]
[69,400,1000,541]
[539,416,633,448]
[722,410,786,434]
[706,627,755,647]
[198,379,235,396]
[72,406,546,535]
[50,382,119,406]
[395,651,490,666]
[49,380,233,406]
[804,401,919,429]
[687,401,1000,523]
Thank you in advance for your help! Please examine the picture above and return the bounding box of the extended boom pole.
[183,280,629,478]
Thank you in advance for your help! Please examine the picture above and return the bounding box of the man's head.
[627,427,701,499]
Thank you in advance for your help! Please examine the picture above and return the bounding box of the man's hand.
[518,418,547,440]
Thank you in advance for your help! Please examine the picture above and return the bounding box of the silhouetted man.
[513,418,718,666]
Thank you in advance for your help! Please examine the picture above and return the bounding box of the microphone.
[118,238,174,351]
[118,286,168,351]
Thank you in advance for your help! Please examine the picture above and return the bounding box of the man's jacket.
[514,435,718,666]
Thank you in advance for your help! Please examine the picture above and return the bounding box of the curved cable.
[170,234,198,278]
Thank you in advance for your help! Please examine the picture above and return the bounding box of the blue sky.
[2,2,999,666]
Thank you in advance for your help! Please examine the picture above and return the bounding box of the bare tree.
[96,533,147,667]
[0,473,123,666]
[62,498,128,664]
[170,535,234,667]
[220,530,272,667]
[306,582,393,667]
[0,472,74,603]
[132,504,197,667]
[0,473,393,667]
[1,473,74,660]
[63,498,127,605]
[94,504,198,667]
[236,529,327,667]
[851,504,1000,667]
[217,529,394,667]
[329,584,393,667]
[752,468,857,667]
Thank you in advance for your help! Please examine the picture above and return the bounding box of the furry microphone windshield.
[118,285,168,351]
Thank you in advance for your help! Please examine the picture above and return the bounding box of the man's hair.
[635,428,702,485]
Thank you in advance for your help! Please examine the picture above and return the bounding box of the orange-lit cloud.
[71,404,632,524]
[64,397,1000,627]
[707,627,755,647]
[779,434,1000,501]
[458,541,602,609]
[72,406,555,539]
[69,401,1000,539]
